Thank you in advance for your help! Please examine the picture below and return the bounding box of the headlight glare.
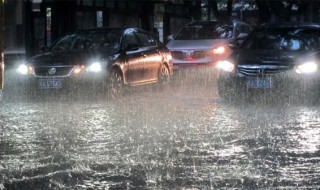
[213,46,226,55]
[73,65,84,74]
[295,61,317,74]
[17,64,28,75]
[87,62,102,73]
[216,60,234,72]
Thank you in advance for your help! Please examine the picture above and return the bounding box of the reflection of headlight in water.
[87,62,102,73]
[17,64,28,75]
[295,61,318,74]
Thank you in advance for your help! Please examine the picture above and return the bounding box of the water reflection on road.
[1,70,320,189]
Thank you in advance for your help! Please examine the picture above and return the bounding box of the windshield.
[174,23,233,40]
[242,27,320,51]
[51,29,122,52]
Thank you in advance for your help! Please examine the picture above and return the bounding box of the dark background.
[4,0,320,64]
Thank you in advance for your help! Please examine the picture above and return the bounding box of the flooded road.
[1,70,320,189]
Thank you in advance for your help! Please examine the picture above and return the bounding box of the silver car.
[166,20,252,71]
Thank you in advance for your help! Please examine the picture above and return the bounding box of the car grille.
[238,65,291,76]
[34,66,73,77]
[171,50,208,60]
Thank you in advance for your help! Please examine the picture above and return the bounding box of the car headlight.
[17,64,28,75]
[87,62,102,73]
[73,65,84,74]
[216,60,235,72]
[213,46,226,55]
[295,61,318,74]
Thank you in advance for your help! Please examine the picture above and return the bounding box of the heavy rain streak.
[1,69,320,189]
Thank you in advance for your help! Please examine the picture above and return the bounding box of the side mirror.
[236,33,249,47]
[237,33,248,40]
[167,34,174,41]
[228,43,236,50]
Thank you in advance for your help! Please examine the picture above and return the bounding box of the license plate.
[38,79,63,89]
[179,65,194,69]
[247,77,272,89]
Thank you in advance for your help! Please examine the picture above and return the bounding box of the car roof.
[186,19,249,27]
[187,20,218,25]
[257,22,320,29]
[76,27,147,33]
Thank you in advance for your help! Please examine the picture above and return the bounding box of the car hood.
[27,50,113,66]
[235,50,311,66]
[166,39,227,50]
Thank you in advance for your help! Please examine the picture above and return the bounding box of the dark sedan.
[217,22,320,101]
[16,28,173,98]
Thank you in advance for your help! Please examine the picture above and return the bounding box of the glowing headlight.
[73,65,84,74]
[295,61,318,74]
[87,62,102,73]
[216,60,235,72]
[17,64,28,75]
[213,46,226,55]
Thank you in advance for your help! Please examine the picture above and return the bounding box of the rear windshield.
[174,23,233,40]
[242,27,320,51]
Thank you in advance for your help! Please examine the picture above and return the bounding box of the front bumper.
[173,62,218,72]
[16,72,108,95]
[218,70,320,95]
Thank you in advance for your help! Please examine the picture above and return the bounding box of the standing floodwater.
[1,69,320,189]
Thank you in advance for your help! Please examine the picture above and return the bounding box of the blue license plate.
[246,78,272,89]
[38,79,63,89]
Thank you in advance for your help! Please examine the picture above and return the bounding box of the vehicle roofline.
[257,22,320,29]
[186,19,249,26]
[74,27,147,33]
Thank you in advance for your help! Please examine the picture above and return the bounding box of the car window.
[237,23,251,35]
[87,31,121,50]
[242,24,252,34]
[51,30,122,52]
[73,37,94,50]
[51,34,78,51]
[122,32,139,50]
[174,23,232,40]
[242,28,320,51]
[217,25,233,38]
[136,32,157,47]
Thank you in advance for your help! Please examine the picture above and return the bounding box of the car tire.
[158,63,170,88]
[107,69,123,99]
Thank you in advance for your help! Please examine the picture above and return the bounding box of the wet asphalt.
[1,69,320,189]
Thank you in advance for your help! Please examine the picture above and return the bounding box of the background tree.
[208,0,233,22]
[226,0,233,21]
[255,0,319,24]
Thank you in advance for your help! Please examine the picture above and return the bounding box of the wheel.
[107,69,123,99]
[158,63,170,88]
